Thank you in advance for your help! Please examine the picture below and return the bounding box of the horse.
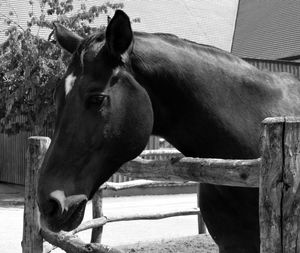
[37,10,300,253]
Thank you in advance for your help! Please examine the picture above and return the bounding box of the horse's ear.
[105,10,133,57]
[107,15,112,24]
[53,23,83,54]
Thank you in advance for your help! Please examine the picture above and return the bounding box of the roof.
[0,0,239,52]
[231,0,300,60]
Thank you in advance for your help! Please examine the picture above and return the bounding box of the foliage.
[0,0,125,135]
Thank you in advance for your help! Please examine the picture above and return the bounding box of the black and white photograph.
[0,0,300,252]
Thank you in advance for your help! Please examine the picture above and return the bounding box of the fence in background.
[22,117,300,253]
[0,133,160,184]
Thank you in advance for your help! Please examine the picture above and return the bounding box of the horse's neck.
[129,36,280,158]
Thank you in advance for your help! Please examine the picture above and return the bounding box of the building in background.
[232,0,300,61]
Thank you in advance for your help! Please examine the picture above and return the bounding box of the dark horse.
[37,10,300,253]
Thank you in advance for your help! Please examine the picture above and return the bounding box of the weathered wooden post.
[22,136,51,253]
[91,189,104,243]
[260,117,300,253]
[197,183,206,234]
[281,118,300,253]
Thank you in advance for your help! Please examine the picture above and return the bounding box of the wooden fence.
[22,117,300,253]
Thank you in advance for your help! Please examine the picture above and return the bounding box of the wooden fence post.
[281,117,300,252]
[91,189,104,243]
[260,117,284,253]
[196,183,206,234]
[260,117,300,253]
[22,136,51,253]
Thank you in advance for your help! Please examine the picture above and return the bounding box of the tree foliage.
[0,0,125,135]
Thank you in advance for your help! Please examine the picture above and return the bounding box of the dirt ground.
[120,234,218,253]
[0,185,218,253]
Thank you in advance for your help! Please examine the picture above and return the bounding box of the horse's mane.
[131,32,300,91]
[133,31,247,66]
[151,32,226,54]
[78,30,242,66]
[78,32,105,51]
[76,29,298,87]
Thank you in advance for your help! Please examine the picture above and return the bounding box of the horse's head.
[37,10,153,232]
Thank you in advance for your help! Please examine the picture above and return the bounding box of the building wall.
[0,132,28,184]
[231,0,300,59]
[245,58,300,79]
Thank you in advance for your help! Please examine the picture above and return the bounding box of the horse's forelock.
[76,32,106,69]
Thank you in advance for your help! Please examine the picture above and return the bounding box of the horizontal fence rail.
[119,157,261,187]
[22,117,300,253]
[22,139,203,253]
[107,148,184,184]
[100,179,197,191]
[94,178,203,245]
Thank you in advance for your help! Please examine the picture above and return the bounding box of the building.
[232,0,300,61]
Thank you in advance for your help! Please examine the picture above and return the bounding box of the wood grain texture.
[91,190,104,243]
[282,120,300,253]
[119,157,261,187]
[260,120,284,253]
[260,117,300,253]
[22,137,51,253]
[41,228,123,253]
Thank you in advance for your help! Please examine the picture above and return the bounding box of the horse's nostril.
[45,190,66,218]
[46,199,62,217]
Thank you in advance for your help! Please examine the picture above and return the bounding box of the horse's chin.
[41,199,87,232]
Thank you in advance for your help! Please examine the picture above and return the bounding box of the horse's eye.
[86,93,108,108]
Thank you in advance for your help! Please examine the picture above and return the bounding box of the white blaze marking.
[121,51,129,63]
[65,73,76,96]
[113,67,120,76]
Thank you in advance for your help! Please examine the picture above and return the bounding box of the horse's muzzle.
[39,191,88,232]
